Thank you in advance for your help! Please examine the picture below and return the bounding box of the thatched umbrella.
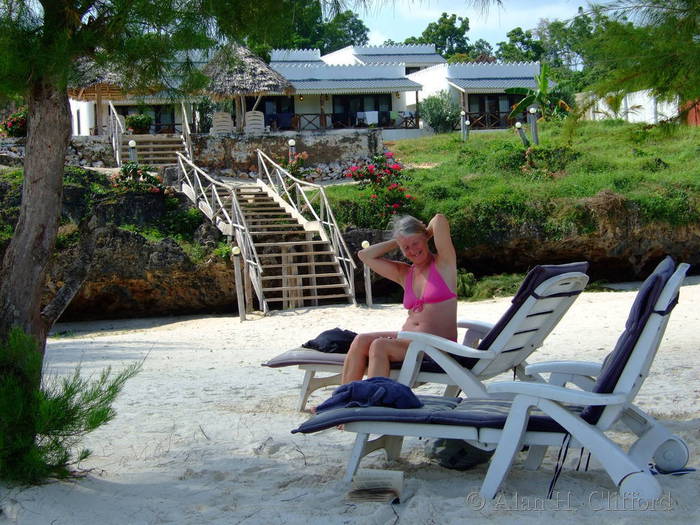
[204,43,294,131]
[68,58,127,135]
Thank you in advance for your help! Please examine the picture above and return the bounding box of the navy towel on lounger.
[315,377,423,413]
[302,327,358,354]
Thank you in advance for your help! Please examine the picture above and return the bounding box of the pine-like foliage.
[0,328,141,483]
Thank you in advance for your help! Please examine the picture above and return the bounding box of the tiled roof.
[448,77,539,91]
[291,78,421,94]
[358,53,445,65]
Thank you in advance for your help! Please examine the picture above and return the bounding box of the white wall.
[407,64,450,107]
[577,90,679,124]
[70,99,94,136]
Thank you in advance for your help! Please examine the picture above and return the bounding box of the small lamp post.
[288,138,296,164]
[465,119,470,141]
[361,240,372,306]
[528,106,540,145]
[515,121,530,147]
[460,110,466,141]
[128,139,137,162]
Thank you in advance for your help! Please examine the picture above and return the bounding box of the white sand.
[2,283,699,524]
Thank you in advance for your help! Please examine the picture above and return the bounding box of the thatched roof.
[204,43,294,99]
[67,58,127,101]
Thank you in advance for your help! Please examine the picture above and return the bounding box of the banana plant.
[505,63,570,119]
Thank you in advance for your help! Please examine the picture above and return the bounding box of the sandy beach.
[2,282,699,524]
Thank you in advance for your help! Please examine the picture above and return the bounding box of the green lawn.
[328,120,700,247]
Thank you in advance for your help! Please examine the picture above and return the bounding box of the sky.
[354,0,592,48]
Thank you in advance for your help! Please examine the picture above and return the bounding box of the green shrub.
[159,197,204,238]
[0,107,28,137]
[456,271,525,301]
[421,90,461,133]
[524,145,580,174]
[0,328,141,483]
[124,113,153,134]
[112,162,161,194]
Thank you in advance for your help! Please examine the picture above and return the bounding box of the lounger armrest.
[525,361,603,377]
[457,319,494,333]
[397,331,496,359]
[486,381,626,406]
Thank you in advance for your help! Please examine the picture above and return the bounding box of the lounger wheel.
[619,471,661,501]
[653,437,689,473]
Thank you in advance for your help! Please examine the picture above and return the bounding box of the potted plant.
[125,113,153,134]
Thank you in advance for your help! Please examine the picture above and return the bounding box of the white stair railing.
[175,152,267,313]
[180,102,194,160]
[108,101,125,167]
[256,149,356,304]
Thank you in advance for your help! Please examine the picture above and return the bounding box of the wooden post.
[243,262,253,313]
[307,232,318,307]
[361,240,372,306]
[232,246,246,322]
[364,263,373,307]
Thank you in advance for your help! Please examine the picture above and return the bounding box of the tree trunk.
[0,80,72,354]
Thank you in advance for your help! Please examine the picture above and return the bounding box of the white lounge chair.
[210,111,233,134]
[264,262,589,410]
[244,110,265,134]
[292,257,690,501]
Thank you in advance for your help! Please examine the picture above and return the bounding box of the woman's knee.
[368,338,391,360]
[349,333,376,354]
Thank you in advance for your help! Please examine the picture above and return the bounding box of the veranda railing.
[175,152,267,313]
[256,149,356,303]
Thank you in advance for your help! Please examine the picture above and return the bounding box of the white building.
[408,62,541,128]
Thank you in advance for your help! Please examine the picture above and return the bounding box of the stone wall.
[190,129,383,179]
[0,136,116,168]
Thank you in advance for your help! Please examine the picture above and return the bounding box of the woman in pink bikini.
[341,213,457,384]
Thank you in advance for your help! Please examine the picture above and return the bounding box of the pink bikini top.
[403,260,457,313]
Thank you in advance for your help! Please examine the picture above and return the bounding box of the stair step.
[249,230,310,236]
[242,211,291,215]
[247,224,305,230]
[262,262,338,269]
[265,293,351,303]
[261,272,343,281]
[254,241,327,248]
[263,284,347,292]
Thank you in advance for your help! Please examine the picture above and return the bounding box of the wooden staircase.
[235,185,353,308]
[120,134,187,167]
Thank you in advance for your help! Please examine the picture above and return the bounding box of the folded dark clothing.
[302,327,358,354]
[315,377,423,413]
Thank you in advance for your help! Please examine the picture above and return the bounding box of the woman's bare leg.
[342,332,397,384]
[367,338,411,379]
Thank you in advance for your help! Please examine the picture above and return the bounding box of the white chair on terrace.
[244,110,265,134]
[210,111,233,134]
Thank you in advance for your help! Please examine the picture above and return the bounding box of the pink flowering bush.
[0,107,28,137]
[342,151,416,223]
[344,151,403,186]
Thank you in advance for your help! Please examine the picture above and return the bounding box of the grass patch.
[329,121,700,244]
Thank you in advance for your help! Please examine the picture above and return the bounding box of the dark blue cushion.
[293,395,460,434]
[457,261,589,369]
[292,396,581,434]
[581,256,676,424]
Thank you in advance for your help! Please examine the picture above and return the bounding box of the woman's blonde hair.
[391,215,427,238]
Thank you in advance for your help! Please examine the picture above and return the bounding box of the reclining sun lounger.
[264,262,589,410]
[292,256,690,501]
